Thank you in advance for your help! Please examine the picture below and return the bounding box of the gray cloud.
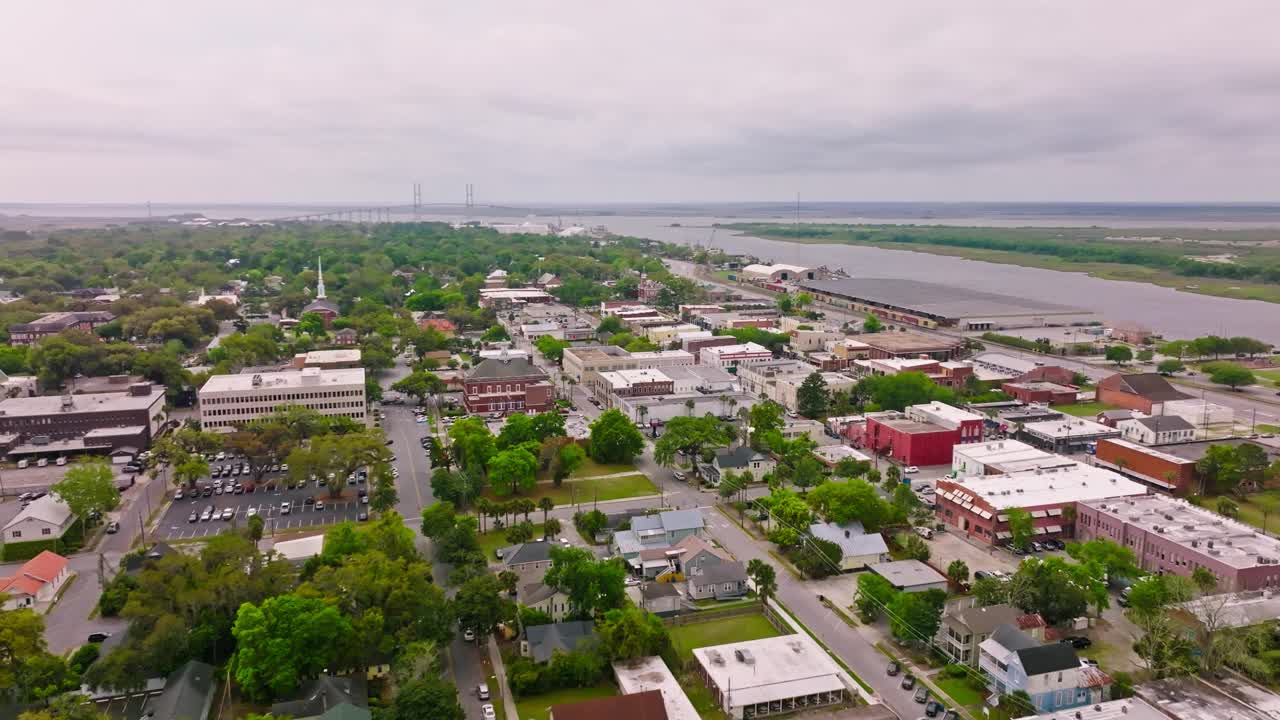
[2,1,1279,202]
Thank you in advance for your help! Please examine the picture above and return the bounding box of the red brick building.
[1016,364,1077,386]
[1094,438,1198,493]
[861,403,985,467]
[7,311,116,346]
[417,317,457,337]
[463,354,553,415]
[1096,373,1190,414]
[1001,381,1078,405]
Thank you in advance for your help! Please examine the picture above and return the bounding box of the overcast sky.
[4,2,1279,204]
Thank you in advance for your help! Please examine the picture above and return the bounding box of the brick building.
[1076,494,1280,592]
[936,463,1146,546]
[7,311,116,346]
[1096,373,1191,414]
[594,369,674,406]
[862,403,984,467]
[0,383,167,445]
[1001,381,1078,405]
[1093,438,1198,493]
[463,353,553,415]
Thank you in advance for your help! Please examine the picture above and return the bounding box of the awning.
[976,510,993,520]
[1030,510,1049,519]
[997,514,1010,523]
[962,502,973,510]
[1047,508,1063,517]
[1034,526,1048,535]
[1045,525,1063,533]
[996,531,1012,540]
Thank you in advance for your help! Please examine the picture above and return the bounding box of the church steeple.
[315,257,327,299]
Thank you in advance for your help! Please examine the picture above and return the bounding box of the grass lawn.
[934,676,986,707]
[486,473,658,507]
[1254,368,1280,387]
[1258,424,1280,434]
[1058,401,1120,417]
[678,675,724,719]
[513,682,617,720]
[567,456,637,479]
[1194,490,1280,534]
[476,522,547,558]
[669,613,783,664]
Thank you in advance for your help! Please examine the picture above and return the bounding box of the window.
[41,528,51,536]
[10,531,20,538]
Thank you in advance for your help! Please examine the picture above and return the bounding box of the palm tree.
[746,559,777,608]
[719,395,729,417]
[685,398,696,417]
[538,497,555,526]
[544,517,562,539]
[637,405,649,429]
[519,498,536,523]
[475,498,493,533]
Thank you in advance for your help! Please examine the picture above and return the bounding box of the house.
[0,551,71,610]
[938,604,1046,666]
[143,660,218,720]
[808,521,889,571]
[1117,415,1196,446]
[639,582,683,616]
[485,269,509,288]
[518,581,573,622]
[1096,373,1190,414]
[703,446,775,485]
[3,495,75,545]
[523,620,598,663]
[671,535,731,578]
[638,547,686,579]
[271,674,369,720]
[462,352,553,414]
[498,540,558,575]
[979,625,1111,713]
[686,561,748,601]
[549,689,668,720]
[632,509,705,547]
[868,560,948,593]
[417,317,457,337]
[333,328,358,346]
[1096,409,1136,427]
[535,273,563,290]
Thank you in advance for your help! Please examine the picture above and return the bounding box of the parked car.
[105,521,120,534]
[974,570,994,582]
[221,508,234,521]
[1062,635,1092,649]
[914,686,929,703]
[175,489,184,500]
[886,661,900,676]
[315,501,325,511]
[904,466,920,474]
[280,502,292,515]
[358,511,369,521]
[925,701,943,717]
[913,526,935,540]
[246,508,258,518]
[87,632,111,643]
[901,675,916,690]
[464,629,476,642]
[200,508,213,521]
[188,511,198,523]
[481,704,496,720]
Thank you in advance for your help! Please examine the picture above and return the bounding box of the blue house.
[979,625,1111,712]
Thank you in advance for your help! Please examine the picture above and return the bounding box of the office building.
[462,354,552,415]
[198,368,367,430]
[0,383,167,446]
[7,311,116,346]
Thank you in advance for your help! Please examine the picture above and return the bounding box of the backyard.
[668,612,783,664]
[475,522,549,559]
[1058,401,1120,418]
[513,681,617,720]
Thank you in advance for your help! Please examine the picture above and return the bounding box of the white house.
[0,551,71,611]
[808,521,889,571]
[1117,415,1196,446]
[3,495,75,544]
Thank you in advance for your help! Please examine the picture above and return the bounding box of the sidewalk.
[487,635,517,719]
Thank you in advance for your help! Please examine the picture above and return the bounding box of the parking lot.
[155,468,371,540]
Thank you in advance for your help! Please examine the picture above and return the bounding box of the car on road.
[87,632,111,643]
[175,489,184,500]
[358,511,368,521]
[464,629,476,642]
[106,521,120,534]
[315,501,325,511]
[901,675,916,690]
[481,704,496,720]
[672,471,686,481]
[624,576,640,586]
[886,661,900,676]
[361,495,369,505]
[914,686,929,703]
[280,502,291,515]
[476,683,490,700]
[188,511,198,523]
[1061,635,1092,649]
[904,466,920,474]
[560,537,571,547]
[221,508,234,521]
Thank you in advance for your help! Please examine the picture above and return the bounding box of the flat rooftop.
[200,367,365,393]
[619,392,755,411]
[941,463,1146,510]
[0,387,162,417]
[1099,438,1197,466]
[1137,677,1273,720]
[1151,438,1280,464]
[699,343,770,356]
[302,349,361,364]
[801,278,1085,321]
[1021,416,1119,440]
[1027,697,1167,720]
[869,559,947,588]
[564,345,629,362]
[612,656,701,720]
[874,417,950,435]
[953,440,1061,472]
[814,445,873,464]
[859,331,962,353]
[1005,381,1076,393]
[629,350,695,361]
[598,369,672,388]
[659,366,737,383]
[691,634,844,708]
[1083,494,1280,570]
[911,402,984,426]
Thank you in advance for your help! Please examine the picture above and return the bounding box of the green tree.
[543,546,627,617]
[1156,359,1185,375]
[384,677,465,720]
[888,589,946,644]
[745,559,777,607]
[287,431,391,498]
[488,446,539,496]
[454,574,515,638]
[747,401,785,450]
[543,517,562,539]
[587,409,645,464]
[595,606,673,661]
[1006,507,1033,551]
[898,533,930,562]
[533,335,572,363]
[1066,538,1140,581]
[232,594,355,700]
[796,372,830,419]
[946,559,970,587]
[1207,362,1255,390]
[369,464,399,513]
[1104,345,1134,365]
[392,371,445,405]
[50,460,121,539]
[1191,566,1218,594]
[855,572,896,622]
[447,417,497,472]
[556,443,586,482]
[795,537,842,578]
[1216,496,1239,518]
[480,325,509,343]
[806,479,892,531]
[856,372,955,411]
[421,502,458,540]
[1136,349,1155,362]
[861,315,883,333]
[652,415,732,470]
[506,521,535,543]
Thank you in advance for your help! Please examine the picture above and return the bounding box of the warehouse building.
[0,383,168,448]
[692,634,847,719]
[858,331,966,360]
[198,368,367,430]
[1076,494,1280,592]
[935,463,1146,546]
[869,559,948,592]
[615,393,757,425]
[799,278,1091,330]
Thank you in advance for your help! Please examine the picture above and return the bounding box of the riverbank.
[724,223,1280,305]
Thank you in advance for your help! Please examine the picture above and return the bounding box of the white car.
[559,537,571,547]
[904,466,920,474]
[481,704,496,720]
[624,576,641,586]
[246,507,258,518]
[463,629,476,642]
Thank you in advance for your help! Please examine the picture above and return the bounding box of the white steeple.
[315,257,327,299]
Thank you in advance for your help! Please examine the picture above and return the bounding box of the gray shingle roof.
[1132,415,1195,432]
[501,540,556,567]
[951,604,1025,635]
[809,522,887,558]
[698,561,747,585]
[146,660,216,720]
[988,624,1040,653]
[270,675,367,719]
[525,620,598,663]
[467,355,549,380]
[715,445,765,469]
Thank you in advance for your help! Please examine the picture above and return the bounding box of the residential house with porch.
[937,604,1046,666]
[702,445,776,485]
[979,624,1111,713]
[686,561,749,601]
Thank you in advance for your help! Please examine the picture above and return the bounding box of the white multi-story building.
[198,367,367,431]
[698,342,773,370]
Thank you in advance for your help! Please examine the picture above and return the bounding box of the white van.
[36,458,48,468]
[55,456,67,466]
[16,459,28,469]
[913,526,935,540]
